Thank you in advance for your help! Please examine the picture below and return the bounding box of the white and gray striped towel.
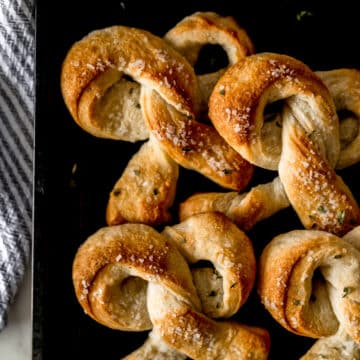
[0,0,35,331]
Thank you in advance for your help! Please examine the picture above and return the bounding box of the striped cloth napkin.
[0,0,34,331]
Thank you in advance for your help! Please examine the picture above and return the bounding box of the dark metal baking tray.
[33,0,360,358]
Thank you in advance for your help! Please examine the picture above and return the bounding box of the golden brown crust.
[106,136,179,225]
[258,228,360,344]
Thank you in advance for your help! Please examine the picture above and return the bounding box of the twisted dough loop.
[72,213,270,359]
[72,223,200,331]
[258,227,360,358]
[106,136,179,225]
[209,52,340,170]
[164,11,254,68]
[316,69,360,169]
[209,53,360,235]
[300,327,360,360]
[61,26,197,140]
[162,212,256,318]
[165,11,254,114]
[179,177,290,231]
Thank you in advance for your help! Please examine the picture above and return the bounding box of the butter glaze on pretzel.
[258,226,360,358]
[209,53,360,235]
[72,213,270,359]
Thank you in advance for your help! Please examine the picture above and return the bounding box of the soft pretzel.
[209,53,360,235]
[180,67,360,231]
[72,213,270,359]
[61,23,253,191]
[258,226,360,358]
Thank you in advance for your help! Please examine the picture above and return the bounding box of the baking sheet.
[33,0,360,358]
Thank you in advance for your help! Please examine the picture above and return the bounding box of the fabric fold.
[0,0,34,331]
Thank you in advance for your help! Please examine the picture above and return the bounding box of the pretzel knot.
[72,212,270,359]
[209,52,360,235]
[258,227,360,358]
[61,24,253,192]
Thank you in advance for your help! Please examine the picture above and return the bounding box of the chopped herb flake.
[219,89,225,96]
[293,299,301,306]
[213,269,222,279]
[318,206,326,213]
[71,163,77,175]
[135,103,141,109]
[337,210,346,225]
[342,287,354,298]
[113,188,121,196]
[182,147,192,152]
[222,168,233,175]
[296,10,313,21]
[230,283,237,289]
[133,169,140,176]
[334,254,343,259]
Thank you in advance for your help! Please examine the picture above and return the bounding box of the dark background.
[34,0,360,359]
